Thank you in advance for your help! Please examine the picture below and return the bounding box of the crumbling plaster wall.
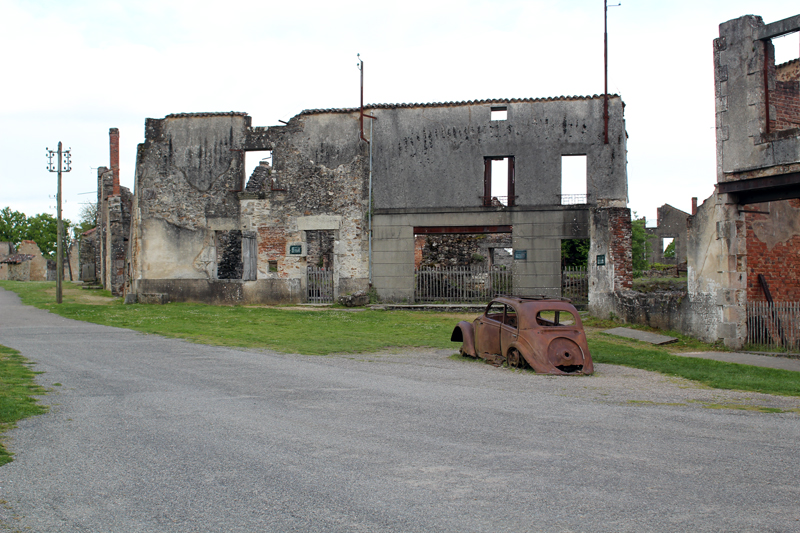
[239,110,370,298]
[371,96,627,210]
[131,113,247,288]
[130,110,370,303]
[715,15,800,181]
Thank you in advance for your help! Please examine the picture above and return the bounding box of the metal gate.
[307,267,334,303]
[562,266,588,309]
[746,301,800,352]
[414,266,512,303]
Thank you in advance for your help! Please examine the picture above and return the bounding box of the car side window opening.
[485,302,504,322]
[535,310,576,326]
[504,305,517,329]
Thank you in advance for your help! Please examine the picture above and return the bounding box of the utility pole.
[46,142,72,304]
[604,0,620,145]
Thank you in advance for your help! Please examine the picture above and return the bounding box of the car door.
[475,301,504,357]
[499,303,518,356]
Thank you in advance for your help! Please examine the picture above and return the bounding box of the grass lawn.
[1,280,798,397]
[0,344,48,465]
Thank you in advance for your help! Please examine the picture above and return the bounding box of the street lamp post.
[46,142,72,304]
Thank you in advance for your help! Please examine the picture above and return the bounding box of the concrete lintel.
[297,215,342,231]
[206,217,238,231]
[756,14,800,40]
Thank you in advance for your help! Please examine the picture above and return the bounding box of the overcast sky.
[1,0,798,227]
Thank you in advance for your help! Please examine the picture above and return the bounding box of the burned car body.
[451,296,593,375]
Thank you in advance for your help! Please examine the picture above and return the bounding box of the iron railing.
[415,266,512,303]
[307,267,334,303]
[746,301,800,352]
[560,194,588,205]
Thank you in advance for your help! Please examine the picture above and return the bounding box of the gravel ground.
[1,288,799,532]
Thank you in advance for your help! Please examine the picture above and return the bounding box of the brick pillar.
[109,128,120,197]
[691,197,697,216]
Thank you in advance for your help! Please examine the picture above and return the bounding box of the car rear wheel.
[507,348,525,369]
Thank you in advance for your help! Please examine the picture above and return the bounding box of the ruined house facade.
[124,95,630,305]
[597,14,800,348]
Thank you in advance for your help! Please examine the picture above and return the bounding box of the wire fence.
[746,301,800,352]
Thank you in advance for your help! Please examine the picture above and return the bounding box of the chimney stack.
[691,197,697,216]
[109,128,120,196]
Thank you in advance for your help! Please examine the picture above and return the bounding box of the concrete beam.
[756,14,800,40]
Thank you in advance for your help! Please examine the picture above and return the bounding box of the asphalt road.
[1,287,799,532]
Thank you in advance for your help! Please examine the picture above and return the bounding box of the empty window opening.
[483,156,515,206]
[662,237,676,259]
[491,106,507,121]
[765,32,800,134]
[268,260,278,273]
[244,151,273,192]
[561,155,587,205]
[771,32,799,65]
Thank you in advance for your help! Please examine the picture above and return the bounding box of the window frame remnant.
[483,156,515,207]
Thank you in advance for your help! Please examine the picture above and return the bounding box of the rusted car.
[451,296,593,374]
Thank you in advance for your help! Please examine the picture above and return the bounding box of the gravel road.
[1,287,799,532]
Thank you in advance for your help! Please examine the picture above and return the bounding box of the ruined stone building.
[598,13,800,349]
[646,203,691,265]
[0,240,51,281]
[81,128,133,295]
[120,93,630,305]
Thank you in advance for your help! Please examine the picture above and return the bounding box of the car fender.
[508,337,559,374]
[451,321,477,357]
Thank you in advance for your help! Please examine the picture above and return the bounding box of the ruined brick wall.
[745,199,800,301]
[608,208,632,290]
[770,59,800,132]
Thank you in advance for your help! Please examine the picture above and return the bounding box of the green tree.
[73,202,97,239]
[663,240,676,259]
[0,207,28,246]
[25,213,71,258]
[561,238,590,268]
[631,216,654,271]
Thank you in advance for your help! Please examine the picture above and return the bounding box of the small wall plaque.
[514,250,527,260]
[289,244,303,255]
[596,254,606,266]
